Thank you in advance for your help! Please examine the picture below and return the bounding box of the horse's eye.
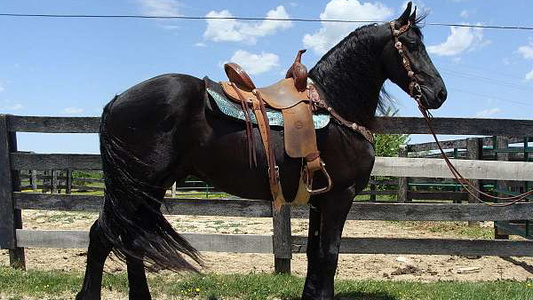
[407,40,418,50]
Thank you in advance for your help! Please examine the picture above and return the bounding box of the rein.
[391,21,533,206]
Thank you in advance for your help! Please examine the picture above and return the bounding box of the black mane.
[309,23,387,129]
[309,17,426,129]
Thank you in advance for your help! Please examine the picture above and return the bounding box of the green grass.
[1,267,532,300]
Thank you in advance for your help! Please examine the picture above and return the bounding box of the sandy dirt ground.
[1,210,533,283]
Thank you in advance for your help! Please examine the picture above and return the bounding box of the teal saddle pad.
[204,77,330,129]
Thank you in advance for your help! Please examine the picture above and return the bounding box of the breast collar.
[307,78,374,144]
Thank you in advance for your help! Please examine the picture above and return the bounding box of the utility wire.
[441,68,533,93]
[1,13,533,31]
[449,87,532,106]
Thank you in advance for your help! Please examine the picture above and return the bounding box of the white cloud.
[1,103,24,111]
[518,42,533,60]
[427,25,489,56]
[137,0,182,30]
[303,0,394,55]
[227,50,279,75]
[517,43,533,80]
[63,107,84,114]
[203,6,292,44]
[475,107,501,118]
[525,68,533,81]
[460,9,469,18]
[0,83,4,93]
[138,0,180,17]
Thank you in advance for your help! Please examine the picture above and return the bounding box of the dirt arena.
[1,210,533,283]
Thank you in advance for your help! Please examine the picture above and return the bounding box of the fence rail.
[1,114,533,273]
[13,193,533,221]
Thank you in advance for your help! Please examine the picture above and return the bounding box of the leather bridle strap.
[390,21,533,205]
[389,21,424,106]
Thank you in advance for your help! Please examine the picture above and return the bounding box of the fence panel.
[3,115,533,274]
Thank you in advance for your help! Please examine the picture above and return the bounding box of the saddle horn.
[286,49,308,92]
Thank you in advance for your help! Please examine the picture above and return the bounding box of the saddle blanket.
[204,78,330,129]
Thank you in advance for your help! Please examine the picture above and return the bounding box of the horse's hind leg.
[123,193,165,300]
[76,221,112,300]
[302,188,355,300]
[125,254,151,300]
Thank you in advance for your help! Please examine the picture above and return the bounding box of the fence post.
[369,176,376,202]
[52,170,59,194]
[0,115,26,269]
[171,182,177,197]
[42,170,50,193]
[397,144,409,202]
[66,170,73,194]
[272,204,291,274]
[466,138,481,227]
[31,170,38,192]
[495,136,510,239]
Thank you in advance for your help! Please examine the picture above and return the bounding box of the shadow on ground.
[501,257,533,274]
[284,291,397,300]
[335,291,397,300]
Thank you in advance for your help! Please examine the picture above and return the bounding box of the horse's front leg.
[302,188,355,300]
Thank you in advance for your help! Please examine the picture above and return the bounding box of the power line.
[1,12,533,31]
[450,87,531,106]
[441,68,533,93]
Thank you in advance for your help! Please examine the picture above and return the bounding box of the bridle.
[390,20,533,206]
[390,20,424,108]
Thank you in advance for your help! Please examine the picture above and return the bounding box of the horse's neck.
[309,27,387,129]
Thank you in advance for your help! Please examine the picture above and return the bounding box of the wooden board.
[7,116,100,133]
[0,115,15,249]
[14,193,272,217]
[15,193,533,221]
[11,154,533,181]
[15,229,533,257]
[14,193,103,212]
[292,236,533,257]
[7,115,533,136]
[372,157,533,181]
[408,137,524,153]
[163,198,272,217]
[15,230,273,253]
[292,202,533,221]
[10,153,102,170]
[374,117,533,136]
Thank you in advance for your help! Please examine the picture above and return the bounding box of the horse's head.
[381,2,447,109]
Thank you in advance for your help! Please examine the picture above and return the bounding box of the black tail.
[97,96,202,272]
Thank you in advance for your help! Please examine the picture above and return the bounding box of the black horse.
[77,3,446,300]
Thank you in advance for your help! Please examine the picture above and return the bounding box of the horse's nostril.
[437,89,447,101]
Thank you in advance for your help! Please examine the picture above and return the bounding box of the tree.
[374,107,409,157]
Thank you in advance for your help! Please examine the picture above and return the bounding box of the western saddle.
[220,49,332,210]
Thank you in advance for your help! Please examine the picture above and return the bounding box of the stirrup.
[303,160,332,195]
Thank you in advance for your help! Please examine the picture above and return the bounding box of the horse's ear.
[409,7,417,24]
[397,2,412,25]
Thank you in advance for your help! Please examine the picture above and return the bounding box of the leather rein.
[391,20,533,206]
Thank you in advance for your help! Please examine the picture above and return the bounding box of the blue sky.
[1,0,532,154]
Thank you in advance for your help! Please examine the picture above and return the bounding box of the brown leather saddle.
[219,49,332,210]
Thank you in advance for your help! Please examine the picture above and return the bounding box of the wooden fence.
[1,114,533,273]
